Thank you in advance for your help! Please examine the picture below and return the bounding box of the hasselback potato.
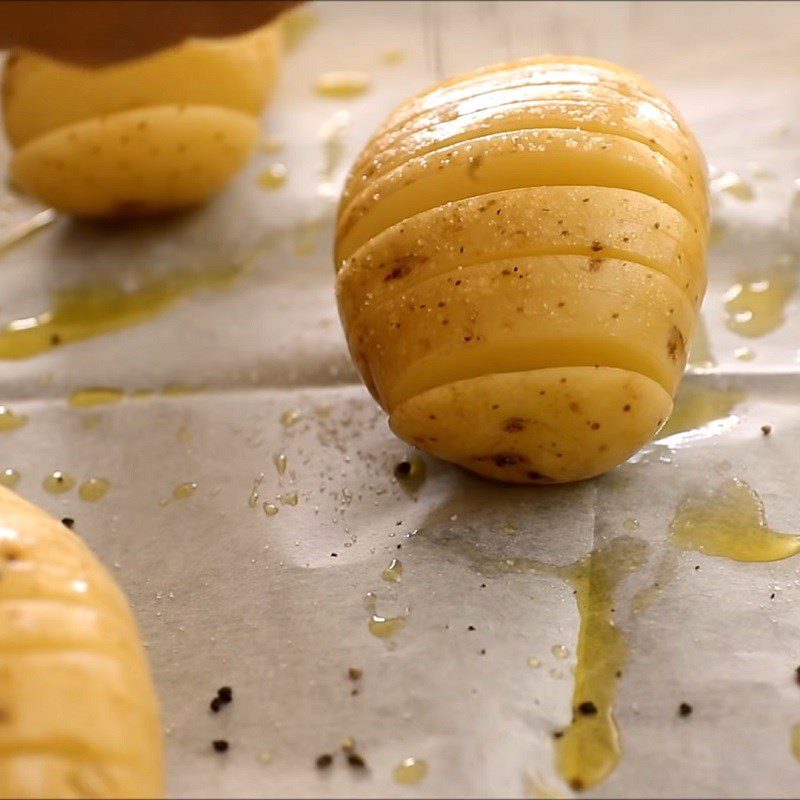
[336,56,708,483]
[0,486,162,798]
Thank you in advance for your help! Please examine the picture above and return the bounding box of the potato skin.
[11,104,258,218]
[0,485,162,798]
[336,56,708,483]
[1,24,280,217]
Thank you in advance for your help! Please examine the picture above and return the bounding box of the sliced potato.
[390,366,672,483]
[345,83,703,208]
[2,24,280,148]
[0,485,162,798]
[338,186,706,327]
[349,255,694,409]
[11,104,258,217]
[336,128,706,263]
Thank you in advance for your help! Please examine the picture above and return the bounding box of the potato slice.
[349,255,694,409]
[338,186,706,327]
[336,129,706,263]
[390,366,672,483]
[11,104,258,217]
[2,24,280,148]
[0,485,162,798]
[376,56,695,145]
[346,83,703,208]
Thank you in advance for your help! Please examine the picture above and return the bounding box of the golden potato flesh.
[11,104,258,217]
[0,486,162,799]
[2,24,281,148]
[335,56,708,483]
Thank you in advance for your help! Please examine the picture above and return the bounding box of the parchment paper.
[0,3,799,797]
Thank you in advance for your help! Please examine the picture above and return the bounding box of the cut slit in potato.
[390,366,672,483]
[345,85,702,207]
[10,104,258,218]
[349,255,695,409]
[336,128,706,263]
[337,186,706,324]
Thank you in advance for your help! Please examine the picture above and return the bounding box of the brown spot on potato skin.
[569,402,581,413]
[503,417,527,432]
[473,453,529,468]
[667,326,685,361]
[586,258,603,272]
[590,241,604,252]
[383,253,429,281]
[526,470,554,482]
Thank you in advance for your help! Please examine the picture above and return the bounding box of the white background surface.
[1,2,800,797]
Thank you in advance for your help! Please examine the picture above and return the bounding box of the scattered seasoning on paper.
[315,753,333,769]
[679,702,693,717]
[761,424,772,435]
[212,739,229,753]
[347,667,363,681]
[210,685,233,713]
[346,752,367,769]
[61,517,75,529]
[577,701,598,716]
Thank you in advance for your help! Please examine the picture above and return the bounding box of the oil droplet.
[723,274,797,338]
[263,502,279,516]
[369,614,406,639]
[172,482,197,500]
[257,749,274,764]
[317,110,350,201]
[43,471,75,494]
[711,170,755,200]
[281,6,317,50]
[249,473,264,507]
[393,757,427,784]
[69,387,125,407]
[658,384,745,439]
[791,723,800,761]
[551,644,570,660]
[0,265,243,360]
[258,163,288,189]
[0,406,27,432]
[671,479,800,562]
[130,389,155,400]
[79,477,110,502]
[734,346,756,361]
[280,409,302,427]
[314,70,371,98]
[622,518,639,532]
[0,468,20,488]
[162,382,200,396]
[528,657,542,668]
[260,137,283,154]
[363,591,378,613]
[381,48,406,65]
[381,558,403,582]
[279,491,298,506]
[0,209,56,256]
[274,453,287,476]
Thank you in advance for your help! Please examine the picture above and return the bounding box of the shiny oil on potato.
[335,56,709,483]
[2,23,281,218]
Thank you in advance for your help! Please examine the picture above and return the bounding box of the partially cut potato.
[11,104,258,217]
[335,56,708,483]
[0,485,162,798]
[2,24,281,148]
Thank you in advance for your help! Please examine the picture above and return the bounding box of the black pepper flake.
[761,424,772,435]
[694,565,700,571]
[467,625,476,631]
[552,730,564,739]
[479,648,486,655]
[394,460,412,478]
[210,697,222,713]
[61,517,75,529]
[212,739,229,753]
[480,583,486,588]
[217,686,232,703]
[346,752,366,769]
[795,665,800,685]
[577,701,598,716]
[348,667,363,681]
[331,552,338,557]
[770,592,776,600]
[316,753,333,769]
[678,702,693,717]
[50,333,62,346]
